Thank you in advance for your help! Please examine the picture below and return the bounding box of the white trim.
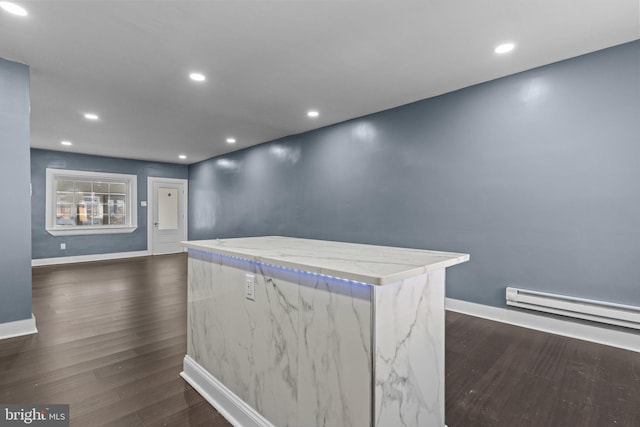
[32,250,150,266]
[446,298,640,353]
[47,226,136,236]
[181,355,276,427]
[147,177,188,255]
[45,168,138,236]
[0,314,37,340]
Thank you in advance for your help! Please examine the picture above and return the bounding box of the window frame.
[45,168,138,236]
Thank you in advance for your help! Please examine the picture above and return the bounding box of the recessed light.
[84,113,99,120]
[226,138,236,144]
[179,154,187,160]
[0,2,28,16]
[61,140,72,146]
[189,72,206,82]
[307,110,319,118]
[494,43,515,54]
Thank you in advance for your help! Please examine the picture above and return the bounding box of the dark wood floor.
[1,254,638,426]
[1,254,229,426]
[445,311,639,426]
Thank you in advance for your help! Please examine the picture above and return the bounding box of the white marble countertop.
[182,236,469,286]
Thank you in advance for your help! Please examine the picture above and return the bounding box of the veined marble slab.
[182,236,469,285]
[374,270,446,427]
[187,250,373,427]
[188,251,300,426]
[297,273,372,427]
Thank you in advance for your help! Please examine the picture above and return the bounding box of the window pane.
[56,180,74,191]
[75,181,92,192]
[77,196,93,225]
[56,215,75,226]
[91,199,103,224]
[110,183,126,194]
[56,190,76,225]
[75,192,87,203]
[110,215,126,225]
[56,192,74,204]
[77,202,90,225]
[101,203,110,224]
[56,199,75,225]
[93,182,109,193]
[110,195,126,215]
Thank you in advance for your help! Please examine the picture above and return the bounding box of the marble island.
[181,236,469,427]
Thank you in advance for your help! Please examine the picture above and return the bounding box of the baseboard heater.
[506,287,640,330]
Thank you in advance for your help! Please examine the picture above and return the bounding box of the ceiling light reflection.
[0,2,28,16]
[269,144,301,164]
[494,43,515,54]
[216,158,239,170]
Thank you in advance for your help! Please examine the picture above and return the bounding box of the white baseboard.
[181,355,276,427]
[32,250,151,266]
[0,314,37,340]
[446,298,639,353]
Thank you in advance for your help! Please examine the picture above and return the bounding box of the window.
[45,168,137,236]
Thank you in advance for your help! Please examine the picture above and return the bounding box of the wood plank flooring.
[1,254,229,426]
[0,254,638,426]
[446,311,639,426]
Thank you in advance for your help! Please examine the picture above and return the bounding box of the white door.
[148,178,188,255]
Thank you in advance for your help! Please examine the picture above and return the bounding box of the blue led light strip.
[188,247,373,287]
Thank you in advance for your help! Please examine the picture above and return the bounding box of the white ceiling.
[1,1,638,164]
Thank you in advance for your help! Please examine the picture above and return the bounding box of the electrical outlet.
[245,274,255,301]
[60,243,66,250]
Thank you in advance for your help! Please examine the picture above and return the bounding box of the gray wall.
[0,58,32,323]
[189,41,640,308]
[31,149,188,259]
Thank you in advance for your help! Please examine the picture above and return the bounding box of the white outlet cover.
[245,274,255,301]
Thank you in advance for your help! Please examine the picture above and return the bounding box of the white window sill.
[46,226,137,236]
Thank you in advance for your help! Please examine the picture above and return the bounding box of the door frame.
[147,177,188,255]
